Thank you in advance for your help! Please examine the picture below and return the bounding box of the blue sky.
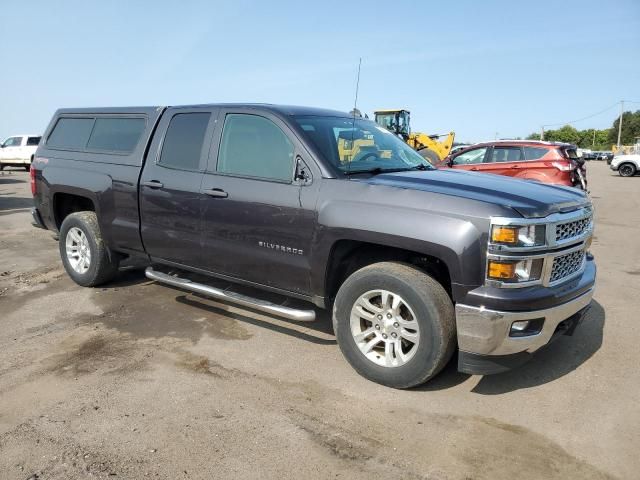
[1,0,639,142]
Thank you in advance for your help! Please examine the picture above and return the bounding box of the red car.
[438,140,587,190]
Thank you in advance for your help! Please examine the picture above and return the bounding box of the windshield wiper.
[344,167,385,176]
[344,164,432,176]
[409,164,431,171]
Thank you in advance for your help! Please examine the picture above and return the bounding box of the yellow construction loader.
[374,109,455,163]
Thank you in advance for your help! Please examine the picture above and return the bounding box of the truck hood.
[358,169,589,218]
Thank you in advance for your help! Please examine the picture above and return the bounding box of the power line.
[542,101,621,128]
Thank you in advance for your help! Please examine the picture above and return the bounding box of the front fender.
[310,198,486,299]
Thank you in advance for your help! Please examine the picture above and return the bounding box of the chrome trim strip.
[145,267,316,322]
[456,287,595,356]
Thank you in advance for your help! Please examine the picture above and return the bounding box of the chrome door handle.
[142,180,164,189]
[204,188,228,198]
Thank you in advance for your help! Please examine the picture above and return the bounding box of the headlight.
[491,225,546,247]
[487,258,544,283]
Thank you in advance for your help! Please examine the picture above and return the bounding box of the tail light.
[30,165,37,196]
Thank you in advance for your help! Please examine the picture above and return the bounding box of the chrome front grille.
[555,215,592,242]
[550,249,585,283]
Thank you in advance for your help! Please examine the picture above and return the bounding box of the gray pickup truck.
[30,104,596,388]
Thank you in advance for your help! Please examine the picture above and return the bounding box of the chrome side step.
[145,267,316,322]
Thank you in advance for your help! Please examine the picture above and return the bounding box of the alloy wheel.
[349,289,421,367]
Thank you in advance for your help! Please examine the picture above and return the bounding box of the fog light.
[509,318,544,337]
[511,320,530,332]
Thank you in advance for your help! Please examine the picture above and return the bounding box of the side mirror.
[294,157,312,185]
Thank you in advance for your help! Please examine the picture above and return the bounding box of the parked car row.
[581,150,613,162]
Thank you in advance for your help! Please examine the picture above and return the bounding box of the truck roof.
[54,104,351,118]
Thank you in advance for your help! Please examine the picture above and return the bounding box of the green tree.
[607,110,640,146]
[526,126,612,150]
[543,125,581,144]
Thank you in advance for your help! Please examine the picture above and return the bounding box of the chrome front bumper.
[455,287,595,356]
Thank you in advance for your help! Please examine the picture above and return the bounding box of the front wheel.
[619,163,636,177]
[333,262,456,388]
[59,211,119,287]
[418,148,440,165]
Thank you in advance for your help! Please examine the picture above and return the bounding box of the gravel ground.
[0,161,638,480]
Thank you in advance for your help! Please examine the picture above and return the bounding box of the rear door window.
[159,113,210,170]
[87,118,146,153]
[452,147,488,165]
[491,146,523,163]
[217,114,295,182]
[47,118,94,149]
[523,146,549,160]
[26,136,41,146]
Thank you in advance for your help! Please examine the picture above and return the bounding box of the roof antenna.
[348,57,362,177]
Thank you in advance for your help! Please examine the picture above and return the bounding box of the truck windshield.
[295,116,432,174]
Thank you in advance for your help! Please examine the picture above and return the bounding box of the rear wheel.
[333,262,455,388]
[59,211,119,287]
[619,163,636,177]
[418,148,440,165]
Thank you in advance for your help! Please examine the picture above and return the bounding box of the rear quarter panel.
[33,107,164,255]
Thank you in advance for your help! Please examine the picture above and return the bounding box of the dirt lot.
[0,162,638,480]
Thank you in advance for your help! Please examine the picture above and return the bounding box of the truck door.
[139,108,217,267]
[199,110,319,295]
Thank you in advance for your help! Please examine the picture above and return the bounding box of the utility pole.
[617,100,624,148]
[592,129,596,147]
[540,126,544,141]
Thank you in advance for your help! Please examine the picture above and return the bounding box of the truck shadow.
[418,300,605,393]
[176,295,336,346]
[106,268,336,346]
[105,269,604,390]
[470,300,605,395]
[0,194,34,211]
[0,177,26,184]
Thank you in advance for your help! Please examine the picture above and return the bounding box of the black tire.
[619,163,636,177]
[0,164,4,171]
[24,165,30,171]
[418,148,440,165]
[59,211,119,287]
[332,262,456,389]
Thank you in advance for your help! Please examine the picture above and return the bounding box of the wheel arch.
[322,239,453,306]
[52,191,97,230]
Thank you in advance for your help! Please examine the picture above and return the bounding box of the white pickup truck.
[0,134,42,170]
